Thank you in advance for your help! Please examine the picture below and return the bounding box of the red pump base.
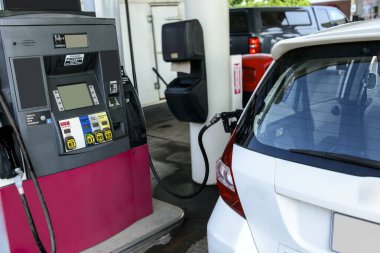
[0,144,153,253]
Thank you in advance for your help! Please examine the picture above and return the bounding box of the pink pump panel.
[0,144,153,253]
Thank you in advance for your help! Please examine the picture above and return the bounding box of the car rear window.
[261,10,311,27]
[230,11,249,33]
[237,42,380,175]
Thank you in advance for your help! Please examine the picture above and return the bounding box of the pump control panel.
[0,15,132,177]
[59,112,113,152]
[50,79,114,152]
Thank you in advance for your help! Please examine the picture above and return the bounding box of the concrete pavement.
[144,102,219,253]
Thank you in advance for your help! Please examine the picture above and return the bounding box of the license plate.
[332,213,380,253]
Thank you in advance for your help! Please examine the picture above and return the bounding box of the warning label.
[26,111,51,126]
[64,54,85,66]
[234,63,242,94]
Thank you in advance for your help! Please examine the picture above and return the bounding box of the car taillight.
[216,130,245,218]
[243,67,257,91]
[249,37,261,54]
[242,54,273,93]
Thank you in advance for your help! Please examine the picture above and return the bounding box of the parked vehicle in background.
[236,6,348,106]
[209,19,380,253]
[230,6,348,55]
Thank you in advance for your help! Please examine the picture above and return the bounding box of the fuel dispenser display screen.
[57,83,93,111]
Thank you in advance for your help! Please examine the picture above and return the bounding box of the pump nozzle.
[220,110,243,120]
[207,113,221,127]
[220,110,243,133]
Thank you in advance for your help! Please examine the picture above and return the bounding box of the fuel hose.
[150,114,222,199]
[19,190,47,253]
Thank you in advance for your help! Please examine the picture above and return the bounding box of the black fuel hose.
[20,193,47,253]
[0,92,56,253]
[150,117,220,199]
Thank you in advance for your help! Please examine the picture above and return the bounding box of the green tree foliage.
[229,0,244,6]
[230,0,310,7]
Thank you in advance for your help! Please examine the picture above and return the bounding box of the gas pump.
[0,3,152,252]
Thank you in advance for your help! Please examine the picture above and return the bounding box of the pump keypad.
[104,129,113,141]
[95,131,105,143]
[85,133,96,145]
[65,137,77,151]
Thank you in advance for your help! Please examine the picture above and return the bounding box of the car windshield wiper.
[289,149,380,170]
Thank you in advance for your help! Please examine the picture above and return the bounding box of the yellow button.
[95,131,105,143]
[86,133,96,145]
[104,129,113,141]
[65,137,77,150]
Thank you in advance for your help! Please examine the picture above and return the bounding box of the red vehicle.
[242,53,273,106]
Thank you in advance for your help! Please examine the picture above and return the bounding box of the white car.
[208,19,380,253]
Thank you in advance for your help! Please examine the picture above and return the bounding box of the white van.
[208,19,380,253]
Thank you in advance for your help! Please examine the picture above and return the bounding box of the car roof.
[271,19,380,60]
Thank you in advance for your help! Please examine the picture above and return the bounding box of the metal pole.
[124,0,139,94]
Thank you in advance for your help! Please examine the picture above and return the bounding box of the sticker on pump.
[234,63,242,95]
[88,114,101,132]
[80,115,96,146]
[89,113,105,143]
[79,115,93,134]
[64,54,84,66]
[59,117,86,152]
[97,112,111,130]
[97,112,113,142]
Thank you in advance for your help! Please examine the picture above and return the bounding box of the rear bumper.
[207,198,258,253]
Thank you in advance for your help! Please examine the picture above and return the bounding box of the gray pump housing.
[0,13,133,177]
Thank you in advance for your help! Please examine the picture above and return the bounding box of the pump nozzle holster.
[0,126,19,179]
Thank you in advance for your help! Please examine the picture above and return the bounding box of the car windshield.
[237,42,380,168]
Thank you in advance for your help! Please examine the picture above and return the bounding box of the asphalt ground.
[143,102,219,253]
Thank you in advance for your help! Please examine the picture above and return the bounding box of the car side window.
[316,9,331,29]
[261,11,288,27]
[285,11,311,26]
[261,10,311,27]
[328,9,347,26]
